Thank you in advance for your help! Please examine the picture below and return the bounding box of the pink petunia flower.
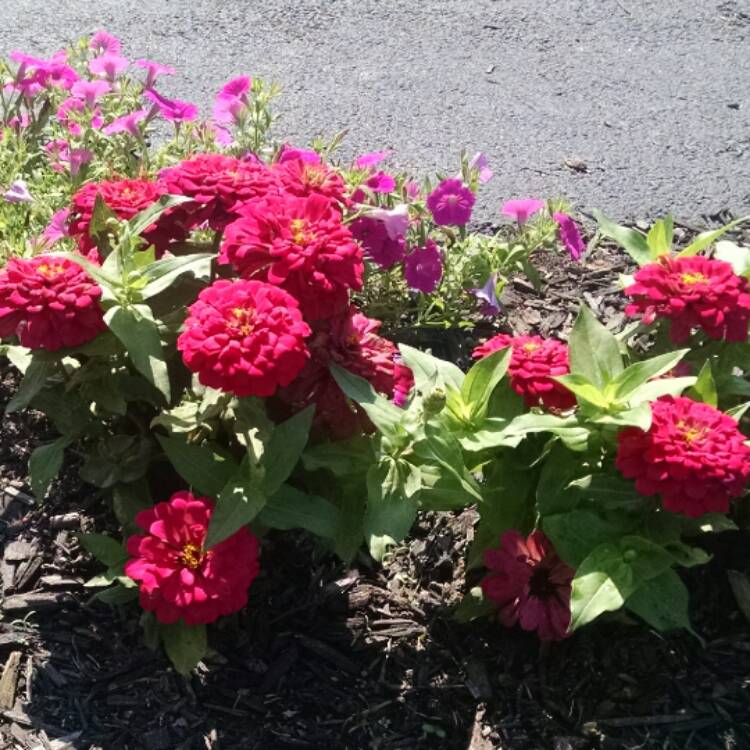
[69,148,93,177]
[501,198,545,225]
[354,150,391,169]
[212,75,252,126]
[351,216,405,269]
[70,79,111,108]
[103,109,148,137]
[553,212,585,261]
[42,208,71,244]
[366,204,410,240]
[404,240,443,293]
[144,89,198,122]
[468,152,493,183]
[365,171,396,193]
[135,59,175,89]
[89,53,129,82]
[90,31,122,56]
[426,179,475,226]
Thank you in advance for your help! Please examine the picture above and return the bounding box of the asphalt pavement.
[2,0,749,223]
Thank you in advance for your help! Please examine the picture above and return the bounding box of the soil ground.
[1,238,750,750]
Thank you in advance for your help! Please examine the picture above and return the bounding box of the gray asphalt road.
[2,0,749,223]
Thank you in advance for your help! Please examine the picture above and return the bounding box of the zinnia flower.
[124,492,260,625]
[472,334,575,411]
[482,530,573,641]
[350,216,405,269]
[426,179,475,226]
[624,256,750,343]
[278,145,321,164]
[69,178,186,256]
[0,256,105,350]
[616,396,750,517]
[159,153,278,231]
[278,305,413,439]
[144,89,198,122]
[404,240,443,293]
[273,158,348,204]
[500,198,545,224]
[553,212,585,260]
[220,193,363,321]
[178,279,311,397]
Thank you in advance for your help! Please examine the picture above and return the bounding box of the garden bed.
[2,241,749,750]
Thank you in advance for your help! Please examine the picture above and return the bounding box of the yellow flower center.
[36,262,65,280]
[522,342,540,353]
[180,543,206,570]
[676,420,708,444]
[304,166,324,186]
[680,271,708,285]
[290,218,312,245]
[228,306,255,336]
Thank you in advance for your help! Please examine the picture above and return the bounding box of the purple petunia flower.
[42,208,71,244]
[553,212,585,261]
[470,274,502,316]
[468,152,493,183]
[135,59,176,89]
[501,198,545,225]
[3,179,33,204]
[367,204,409,240]
[144,89,198,122]
[404,240,443,293]
[426,179,475,226]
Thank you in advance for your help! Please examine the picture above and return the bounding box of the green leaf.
[127,194,192,238]
[591,402,652,431]
[104,305,170,402]
[646,216,673,257]
[205,467,266,548]
[6,356,54,413]
[460,347,512,419]
[568,474,645,509]
[454,586,495,623]
[302,437,374,476]
[504,412,591,452]
[554,374,610,409]
[714,240,750,277]
[593,210,652,265]
[112,481,152,534]
[157,435,239,498]
[140,253,213,299]
[568,305,624,389]
[397,343,464,392]
[626,569,696,636]
[94,583,139,606]
[687,361,718,407]
[330,364,403,435]
[677,215,750,257]
[455,418,521,452]
[535,443,584,516]
[626,376,695,403]
[610,349,689,402]
[29,437,70,499]
[88,193,119,256]
[160,621,207,676]
[258,483,340,539]
[77,532,127,566]
[3,344,32,374]
[262,406,314,495]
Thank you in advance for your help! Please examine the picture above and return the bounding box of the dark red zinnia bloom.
[0,256,105,350]
[624,255,750,343]
[124,492,260,625]
[472,333,575,411]
[278,305,413,439]
[220,192,363,321]
[69,177,187,257]
[481,529,573,641]
[616,395,750,517]
[159,153,279,230]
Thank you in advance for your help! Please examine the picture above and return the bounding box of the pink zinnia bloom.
[501,198,545,225]
[135,59,175,89]
[3,180,32,204]
[71,79,111,108]
[468,152,493,183]
[89,53,129,82]
[90,31,122,56]
[404,240,443,293]
[124,492,260,625]
[553,212,585,261]
[144,89,198,122]
[103,109,147,136]
[365,171,396,193]
[426,179,475,226]
[354,150,391,169]
[482,530,573,641]
[278,145,321,164]
[42,209,71,245]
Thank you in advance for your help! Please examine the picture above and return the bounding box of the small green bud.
[423,386,447,416]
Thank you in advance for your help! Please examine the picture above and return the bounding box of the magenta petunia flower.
[90,31,122,56]
[212,75,252,126]
[354,150,391,169]
[553,212,585,261]
[365,171,396,193]
[404,240,443,293]
[501,198,545,225]
[70,79,111,108]
[135,59,175,89]
[103,109,148,136]
[69,148,93,177]
[468,152,493,183]
[278,145,321,164]
[42,208,71,245]
[144,89,198,122]
[405,181,421,200]
[367,204,409,240]
[351,216,405,269]
[89,53,129,81]
[426,179,475,226]
[3,180,32,204]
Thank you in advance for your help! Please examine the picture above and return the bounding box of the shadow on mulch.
[1,238,750,749]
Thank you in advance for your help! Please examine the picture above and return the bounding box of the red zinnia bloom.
[482,529,573,641]
[124,492,260,625]
[0,256,105,351]
[472,334,575,411]
[178,279,311,398]
[624,256,750,343]
[273,158,348,204]
[69,178,187,256]
[616,395,750,517]
[220,193,364,321]
[159,153,279,231]
[278,305,413,439]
